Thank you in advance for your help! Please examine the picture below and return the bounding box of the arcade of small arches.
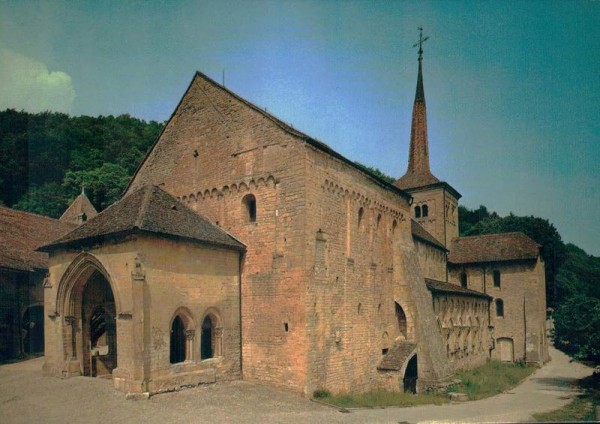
[433,295,489,361]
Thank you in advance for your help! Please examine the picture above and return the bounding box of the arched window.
[496,299,504,317]
[395,302,408,339]
[460,272,467,288]
[358,207,364,227]
[242,194,256,223]
[376,214,382,230]
[422,204,428,217]
[415,206,421,218]
[170,316,187,364]
[201,315,215,360]
[493,270,501,288]
[392,219,397,234]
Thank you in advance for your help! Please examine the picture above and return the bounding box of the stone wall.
[128,73,312,392]
[432,293,491,371]
[43,235,241,394]
[414,239,447,281]
[448,258,548,363]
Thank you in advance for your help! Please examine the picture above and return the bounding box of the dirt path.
[0,346,592,423]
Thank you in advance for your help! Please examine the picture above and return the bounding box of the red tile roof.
[0,207,75,272]
[60,191,98,225]
[378,342,417,371]
[448,232,540,264]
[425,278,492,299]
[411,220,446,250]
[41,185,245,252]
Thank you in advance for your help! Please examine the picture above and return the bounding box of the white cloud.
[0,48,75,114]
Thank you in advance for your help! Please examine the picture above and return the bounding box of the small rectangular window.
[284,322,289,332]
[382,348,389,355]
[493,270,501,288]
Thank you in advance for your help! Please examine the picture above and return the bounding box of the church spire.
[395,27,440,189]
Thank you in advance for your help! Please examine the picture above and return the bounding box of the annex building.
[37,48,549,396]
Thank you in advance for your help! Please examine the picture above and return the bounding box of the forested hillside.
[0,109,163,217]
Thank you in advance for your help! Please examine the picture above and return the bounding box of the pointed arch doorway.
[80,271,117,377]
[61,261,118,378]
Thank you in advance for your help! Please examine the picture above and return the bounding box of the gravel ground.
[0,346,592,424]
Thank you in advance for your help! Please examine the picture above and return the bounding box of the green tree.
[553,294,600,361]
[63,163,131,211]
[12,183,70,218]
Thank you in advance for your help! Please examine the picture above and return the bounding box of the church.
[38,44,549,396]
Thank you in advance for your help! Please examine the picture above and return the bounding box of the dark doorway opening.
[403,355,418,393]
[22,305,44,354]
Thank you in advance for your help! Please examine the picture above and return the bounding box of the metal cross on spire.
[413,27,429,61]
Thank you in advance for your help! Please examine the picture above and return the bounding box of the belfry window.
[496,299,504,317]
[358,207,364,227]
[242,194,257,223]
[415,206,421,218]
[460,272,467,288]
[493,270,501,288]
[422,204,428,217]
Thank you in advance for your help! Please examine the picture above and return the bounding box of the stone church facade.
[39,50,548,396]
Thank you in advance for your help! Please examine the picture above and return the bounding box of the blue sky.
[1,0,598,255]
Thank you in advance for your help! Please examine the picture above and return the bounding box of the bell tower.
[395,28,461,248]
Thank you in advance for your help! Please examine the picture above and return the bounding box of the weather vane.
[413,27,429,60]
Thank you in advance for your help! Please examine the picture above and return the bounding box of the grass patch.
[313,389,448,408]
[532,373,600,422]
[312,360,537,408]
[448,360,537,400]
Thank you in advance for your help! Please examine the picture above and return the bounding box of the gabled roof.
[41,185,245,252]
[378,342,417,371]
[0,206,75,272]
[425,278,492,299]
[125,71,412,203]
[411,220,446,251]
[60,191,98,225]
[448,232,540,265]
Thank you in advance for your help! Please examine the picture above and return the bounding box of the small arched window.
[422,204,429,217]
[376,214,382,230]
[496,299,504,317]
[460,272,468,288]
[201,316,214,360]
[415,206,421,218]
[493,270,501,288]
[392,219,397,234]
[170,316,187,364]
[358,207,364,227]
[242,194,256,223]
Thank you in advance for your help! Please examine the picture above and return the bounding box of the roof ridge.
[0,205,65,224]
[135,185,154,229]
[454,231,529,241]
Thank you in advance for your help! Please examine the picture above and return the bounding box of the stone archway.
[57,254,119,378]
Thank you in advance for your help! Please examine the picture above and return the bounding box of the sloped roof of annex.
[40,185,245,252]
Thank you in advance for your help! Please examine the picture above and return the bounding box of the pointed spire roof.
[59,189,98,226]
[395,29,441,190]
[42,185,245,252]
